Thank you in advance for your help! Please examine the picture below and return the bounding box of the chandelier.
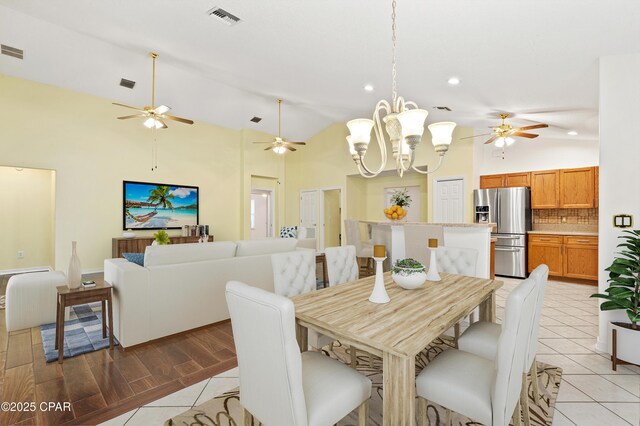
[346,0,456,178]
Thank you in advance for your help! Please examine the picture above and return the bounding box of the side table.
[55,280,114,363]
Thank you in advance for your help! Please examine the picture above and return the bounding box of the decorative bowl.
[122,231,136,239]
[392,267,427,290]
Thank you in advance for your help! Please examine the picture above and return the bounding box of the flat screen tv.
[123,180,199,230]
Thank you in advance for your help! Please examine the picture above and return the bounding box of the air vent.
[1,44,23,60]
[250,116,262,123]
[207,7,241,26]
[434,106,452,111]
[119,78,136,89]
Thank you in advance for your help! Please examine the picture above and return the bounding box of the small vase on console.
[67,241,82,289]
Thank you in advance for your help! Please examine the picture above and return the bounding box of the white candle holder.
[369,256,390,304]
[425,248,441,282]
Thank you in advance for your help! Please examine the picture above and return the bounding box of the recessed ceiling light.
[447,77,460,86]
[364,84,374,92]
[567,130,578,136]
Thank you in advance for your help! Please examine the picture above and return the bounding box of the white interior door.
[300,190,318,238]
[434,178,465,223]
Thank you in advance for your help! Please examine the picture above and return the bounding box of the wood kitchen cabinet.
[528,234,563,276]
[480,174,506,189]
[530,170,559,209]
[563,236,599,280]
[560,167,595,208]
[479,172,531,189]
[594,166,599,208]
[528,234,598,281]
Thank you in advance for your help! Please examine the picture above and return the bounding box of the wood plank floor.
[0,274,238,425]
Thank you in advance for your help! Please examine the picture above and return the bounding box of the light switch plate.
[613,214,633,228]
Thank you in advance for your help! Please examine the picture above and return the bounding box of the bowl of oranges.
[384,205,408,221]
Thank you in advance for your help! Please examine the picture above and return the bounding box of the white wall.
[474,136,599,176]
[596,53,640,352]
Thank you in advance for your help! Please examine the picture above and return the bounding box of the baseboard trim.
[0,266,52,276]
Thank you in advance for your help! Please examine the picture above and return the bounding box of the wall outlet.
[17,250,24,259]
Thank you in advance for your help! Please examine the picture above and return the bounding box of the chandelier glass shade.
[346,0,456,178]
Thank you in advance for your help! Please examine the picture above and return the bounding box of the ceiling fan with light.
[462,113,548,147]
[113,52,194,130]
[253,99,306,154]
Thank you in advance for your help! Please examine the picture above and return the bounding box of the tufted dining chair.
[325,245,359,286]
[271,250,316,297]
[324,245,372,367]
[436,247,479,343]
[344,220,374,275]
[271,250,334,355]
[457,264,550,426]
[226,281,372,426]
[416,277,538,426]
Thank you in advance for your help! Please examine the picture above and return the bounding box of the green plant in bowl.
[392,258,427,290]
[153,230,171,245]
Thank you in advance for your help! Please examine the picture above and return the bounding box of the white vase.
[67,241,82,289]
[611,322,640,367]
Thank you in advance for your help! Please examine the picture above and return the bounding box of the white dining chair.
[416,277,538,426]
[324,245,373,367]
[344,219,374,275]
[436,246,479,343]
[226,281,372,426]
[325,245,359,286]
[271,250,333,354]
[457,264,550,426]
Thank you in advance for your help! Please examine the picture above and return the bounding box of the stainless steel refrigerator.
[474,187,531,278]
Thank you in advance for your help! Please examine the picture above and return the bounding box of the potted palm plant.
[591,229,640,368]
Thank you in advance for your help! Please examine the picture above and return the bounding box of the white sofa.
[104,239,300,348]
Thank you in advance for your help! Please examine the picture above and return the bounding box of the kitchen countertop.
[528,230,599,237]
[360,221,496,229]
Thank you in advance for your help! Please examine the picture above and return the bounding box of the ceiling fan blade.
[117,114,146,120]
[264,146,273,151]
[158,119,168,129]
[512,132,539,139]
[516,123,549,131]
[286,146,297,152]
[162,114,194,125]
[460,133,493,140]
[113,102,144,111]
[284,142,306,145]
[484,135,499,145]
[154,105,170,114]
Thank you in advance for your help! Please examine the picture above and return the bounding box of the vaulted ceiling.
[1,0,639,141]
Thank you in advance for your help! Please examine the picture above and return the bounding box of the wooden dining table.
[291,271,503,426]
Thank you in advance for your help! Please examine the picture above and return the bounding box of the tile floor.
[99,278,640,426]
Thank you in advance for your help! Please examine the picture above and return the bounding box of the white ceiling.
[1,0,639,141]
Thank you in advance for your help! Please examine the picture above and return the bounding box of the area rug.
[166,338,562,426]
[40,303,118,362]
[0,295,5,310]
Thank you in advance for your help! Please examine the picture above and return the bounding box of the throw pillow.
[122,252,144,266]
[279,226,297,238]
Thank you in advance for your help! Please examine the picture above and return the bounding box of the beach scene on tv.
[124,182,198,229]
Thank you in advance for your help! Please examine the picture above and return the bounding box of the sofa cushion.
[280,226,297,238]
[122,252,145,266]
[144,241,237,267]
[235,239,298,257]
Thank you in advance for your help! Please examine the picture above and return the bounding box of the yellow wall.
[0,166,55,270]
[0,74,250,271]
[241,129,284,239]
[323,189,341,247]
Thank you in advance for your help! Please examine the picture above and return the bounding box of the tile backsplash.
[533,208,598,225]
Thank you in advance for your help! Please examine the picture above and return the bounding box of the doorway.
[250,189,274,239]
[321,189,341,250]
[433,177,465,223]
